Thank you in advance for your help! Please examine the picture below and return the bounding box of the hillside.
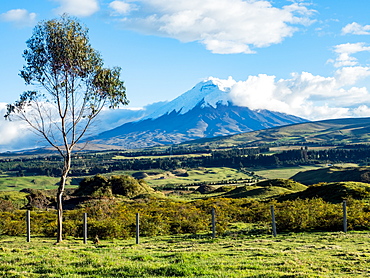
[290,166,370,185]
[277,181,370,203]
[16,116,370,153]
[183,117,370,148]
[221,179,307,199]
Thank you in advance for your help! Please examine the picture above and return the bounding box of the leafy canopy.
[5,15,128,153]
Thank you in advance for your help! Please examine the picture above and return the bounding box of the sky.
[1,0,370,150]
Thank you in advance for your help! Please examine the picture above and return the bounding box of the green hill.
[222,179,306,199]
[278,181,370,203]
[290,166,370,185]
[183,117,370,148]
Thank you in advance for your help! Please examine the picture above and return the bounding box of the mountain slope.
[185,117,370,149]
[89,78,307,148]
[91,102,306,148]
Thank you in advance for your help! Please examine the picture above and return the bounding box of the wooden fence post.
[26,210,31,242]
[270,205,277,237]
[136,213,140,244]
[83,213,88,244]
[343,200,347,233]
[211,208,216,239]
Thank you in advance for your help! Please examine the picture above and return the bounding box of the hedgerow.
[1,197,369,238]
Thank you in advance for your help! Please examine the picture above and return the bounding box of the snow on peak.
[145,77,236,120]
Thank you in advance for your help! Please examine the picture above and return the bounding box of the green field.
[0,175,77,192]
[144,167,254,187]
[254,163,360,180]
[254,165,325,180]
[1,231,370,277]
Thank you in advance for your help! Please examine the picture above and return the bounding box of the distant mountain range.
[88,78,307,148]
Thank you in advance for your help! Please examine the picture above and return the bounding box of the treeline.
[1,146,370,176]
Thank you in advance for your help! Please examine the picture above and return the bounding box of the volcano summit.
[90,77,308,148]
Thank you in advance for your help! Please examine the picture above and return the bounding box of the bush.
[75,174,154,198]
[2,197,370,238]
[0,199,15,212]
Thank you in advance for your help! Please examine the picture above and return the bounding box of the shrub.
[75,174,154,198]
[0,199,15,212]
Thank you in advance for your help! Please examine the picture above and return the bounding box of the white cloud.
[335,66,370,86]
[0,9,36,27]
[109,1,136,15]
[53,0,99,17]
[118,0,315,54]
[228,66,370,121]
[0,103,39,152]
[0,101,167,152]
[329,43,370,68]
[342,22,370,35]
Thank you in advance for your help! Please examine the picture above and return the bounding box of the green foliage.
[75,174,109,196]
[6,15,128,122]
[75,174,154,198]
[0,211,26,236]
[0,191,28,209]
[256,178,307,191]
[2,197,370,239]
[110,175,151,197]
[5,14,129,242]
[275,198,343,231]
[0,199,15,212]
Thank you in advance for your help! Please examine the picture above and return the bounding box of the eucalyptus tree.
[5,15,128,243]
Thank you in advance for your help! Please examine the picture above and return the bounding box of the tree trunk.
[56,152,71,243]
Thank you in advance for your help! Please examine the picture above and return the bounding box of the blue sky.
[1,0,370,150]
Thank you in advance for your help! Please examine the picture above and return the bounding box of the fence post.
[83,213,88,244]
[343,200,347,233]
[270,205,277,237]
[136,213,140,244]
[211,208,216,239]
[26,210,31,242]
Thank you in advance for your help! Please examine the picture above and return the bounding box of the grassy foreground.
[1,232,370,277]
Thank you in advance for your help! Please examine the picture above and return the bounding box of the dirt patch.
[171,169,189,177]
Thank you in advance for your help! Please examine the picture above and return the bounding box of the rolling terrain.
[181,117,370,149]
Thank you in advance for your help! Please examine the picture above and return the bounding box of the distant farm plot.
[254,165,326,180]
[144,167,254,187]
[254,163,360,180]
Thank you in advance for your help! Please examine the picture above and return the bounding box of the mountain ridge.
[90,101,307,148]
[88,77,308,148]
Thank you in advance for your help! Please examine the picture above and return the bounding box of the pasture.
[1,231,370,277]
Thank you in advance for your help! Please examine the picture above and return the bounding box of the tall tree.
[5,15,128,243]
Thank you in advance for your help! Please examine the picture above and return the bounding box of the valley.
[2,117,370,277]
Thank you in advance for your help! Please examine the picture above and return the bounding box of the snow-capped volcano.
[90,77,308,148]
[145,77,236,119]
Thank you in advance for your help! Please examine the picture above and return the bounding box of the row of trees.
[2,146,370,176]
